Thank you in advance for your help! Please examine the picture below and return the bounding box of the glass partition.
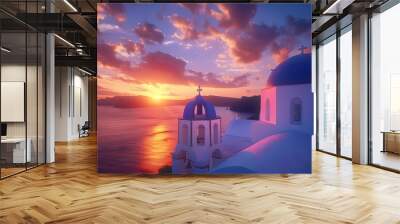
[1,30,28,177]
[38,32,45,165]
[27,30,38,169]
[0,1,46,179]
[339,27,352,158]
[317,35,337,154]
[370,3,400,171]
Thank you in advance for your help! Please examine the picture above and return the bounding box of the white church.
[172,52,313,174]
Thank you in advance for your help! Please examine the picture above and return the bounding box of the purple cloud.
[210,4,257,29]
[99,45,250,88]
[187,70,250,88]
[218,23,278,64]
[179,3,209,14]
[98,4,126,23]
[98,43,130,69]
[134,22,164,44]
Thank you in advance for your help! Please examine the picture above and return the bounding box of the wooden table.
[382,131,400,154]
[1,138,31,164]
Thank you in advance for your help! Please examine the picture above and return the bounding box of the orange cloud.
[97,3,126,23]
[272,48,290,64]
[170,14,199,41]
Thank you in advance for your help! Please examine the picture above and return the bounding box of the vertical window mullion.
[336,29,341,157]
[367,12,373,165]
[316,44,319,150]
[25,0,28,171]
[36,0,39,167]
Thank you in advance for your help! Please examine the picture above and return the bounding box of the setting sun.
[145,84,171,102]
[151,94,162,102]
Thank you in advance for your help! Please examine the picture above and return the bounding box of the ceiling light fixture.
[54,34,75,48]
[78,67,94,76]
[1,47,11,53]
[323,0,341,14]
[76,48,85,55]
[63,0,78,12]
[323,0,355,15]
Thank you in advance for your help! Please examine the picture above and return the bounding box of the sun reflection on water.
[138,124,174,173]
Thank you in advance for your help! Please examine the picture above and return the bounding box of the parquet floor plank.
[1,135,400,223]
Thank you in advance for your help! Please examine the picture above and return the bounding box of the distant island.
[98,95,261,119]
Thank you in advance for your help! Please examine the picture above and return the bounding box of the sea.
[97,105,251,174]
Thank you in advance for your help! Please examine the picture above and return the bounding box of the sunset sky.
[98,3,311,100]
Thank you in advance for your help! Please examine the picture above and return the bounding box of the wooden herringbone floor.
[1,135,400,224]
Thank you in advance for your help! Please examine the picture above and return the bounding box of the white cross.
[197,85,203,95]
[299,46,307,54]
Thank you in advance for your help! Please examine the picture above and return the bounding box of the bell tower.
[172,86,222,174]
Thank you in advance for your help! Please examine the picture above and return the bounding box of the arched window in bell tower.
[213,123,219,144]
[197,125,205,145]
[182,124,188,145]
[265,98,271,121]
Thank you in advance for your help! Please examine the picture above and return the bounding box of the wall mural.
[97,3,312,174]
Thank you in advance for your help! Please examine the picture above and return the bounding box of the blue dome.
[267,53,311,87]
[183,95,217,120]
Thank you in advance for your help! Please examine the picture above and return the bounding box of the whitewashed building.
[172,87,221,174]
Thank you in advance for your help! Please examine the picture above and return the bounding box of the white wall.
[260,87,277,124]
[1,65,26,142]
[1,63,46,164]
[1,65,26,127]
[191,119,218,166]
[260,84,313,135]
[72,73,89,137]
[55,67,89,141]
[178,118,221,166]
[1,82,25,122]
[277,84,314,135]
[178,120,191,145]
[55,67,69,141]
[1,65,33,138]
